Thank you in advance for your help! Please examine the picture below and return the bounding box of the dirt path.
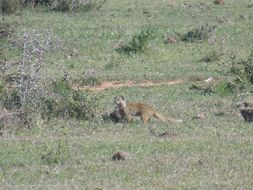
[72,79,184,92]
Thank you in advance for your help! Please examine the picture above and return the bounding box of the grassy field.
[1,0,253,189]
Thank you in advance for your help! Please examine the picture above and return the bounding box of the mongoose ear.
[121,95,125,100]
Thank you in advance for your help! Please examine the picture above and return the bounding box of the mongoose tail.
[154,112,182,123]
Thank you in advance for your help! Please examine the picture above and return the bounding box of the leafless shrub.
[0,30,62,128]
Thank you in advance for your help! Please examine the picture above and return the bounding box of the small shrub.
[77,0,107,12]
[213,81,234,96]
[201,51,224,63]
[0,79,5,94]
[41,139,70,165]
[50,0,71,11]
[1,0,20,14]
[23,0,50,7]
[0,23,13,39]
[52,75,71,98]
[42,77,99,120]
[190,82,213,94]
[230,51,253,91]
[79,69,101,86]
[49,0,106,12]
[78,0,96,12]
[181,23,216,42]
[1,87,21,110]
[116,29,152,55]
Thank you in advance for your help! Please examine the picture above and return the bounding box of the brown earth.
[71,79,184,92]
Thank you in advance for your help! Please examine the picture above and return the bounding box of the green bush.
[0,0,20,14]
[50,0,71,12]
[78,69,101,86]
[1,87,21,110]
[42,77,99,120]
[23,0,50,7]
[0,79,4,94]
[41,139,70,166]
[201,51,224,63]
[116,29,152,55]
[230,51,253,91]
[181,23,216,42]
[0,22,12,39]
[213,81,234,96]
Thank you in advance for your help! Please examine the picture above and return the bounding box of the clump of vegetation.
[0,22,13,39]
[181,23,216,42]
[0,0,21,14]
[50,0,71,11]
[190,79,234,96]
[49,0,107,12]
[213,81,234,96]
[190,82,214,94]
[79,69,101,86]
[23,0,50,7]
[0,29,99,128]
[41,138,70,165]
[115,29,152,55]
[0,80,4,94]
[41,76,99,121]
[230,51,253,92]
[201,51,224,63]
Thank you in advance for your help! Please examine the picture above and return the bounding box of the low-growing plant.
[42,76,99,120]
[23,0,50,7]
[116,29,152,55]
[213,81,234,96]
[0,22,13,39]
[41,138,70,165]
[230,51,253,92]
[181,23,216,42]
[201,51,224,63]
[0,0,20,14]
[190,82,213,94]
[0,79,4,93]
[50,0,71,11]
[52,75,71,98]
[1,88,21,109]
[79,69,101,86]
[49,0,107,12]
[79,0,107,11]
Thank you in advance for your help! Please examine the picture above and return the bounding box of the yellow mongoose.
[114,96,182,123]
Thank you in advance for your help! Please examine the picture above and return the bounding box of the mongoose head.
[114,95,127,108]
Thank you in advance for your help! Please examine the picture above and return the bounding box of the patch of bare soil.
[71,79,184,92]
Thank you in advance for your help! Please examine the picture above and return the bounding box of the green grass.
[1,0,253,189]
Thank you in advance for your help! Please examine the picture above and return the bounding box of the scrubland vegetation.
[0,0,253,189]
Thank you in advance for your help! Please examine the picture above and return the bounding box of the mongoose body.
[114,96,181,123]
